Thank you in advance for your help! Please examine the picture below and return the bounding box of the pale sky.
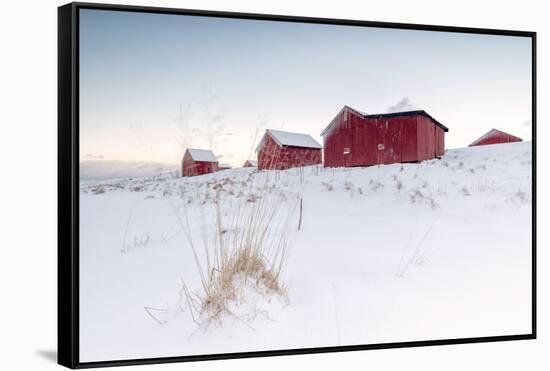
[80,9,532,167]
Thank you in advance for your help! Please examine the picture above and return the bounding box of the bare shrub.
[461,186,471,196]
[409,189,424,204]
[396,215,439,277]
[511,189,530,206]
[515,190,528,203]
[112,182,126,190]
[396,179,403,191]
[409,189,438,209]
[91,186,105,195]
[470,178,497,193]
[322,182,334,191]
[133,234,151,248]
[371,181,384,191]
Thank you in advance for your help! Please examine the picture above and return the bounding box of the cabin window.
[378,143,385,150]
[343,147,351,155]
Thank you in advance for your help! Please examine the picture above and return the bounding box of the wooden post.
[298,197,303,230]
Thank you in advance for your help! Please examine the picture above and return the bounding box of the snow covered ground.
[79,142,533,362]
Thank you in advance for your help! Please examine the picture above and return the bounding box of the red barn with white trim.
[181,148,218,177]
[321,106,449,168]
[256,129,322,170]
[469,129,522,147]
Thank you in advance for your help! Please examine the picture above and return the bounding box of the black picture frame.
[58,2,537,368]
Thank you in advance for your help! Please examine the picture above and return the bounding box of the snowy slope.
[79,141,533,362]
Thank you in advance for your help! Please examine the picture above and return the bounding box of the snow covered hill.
[79,141,533,362]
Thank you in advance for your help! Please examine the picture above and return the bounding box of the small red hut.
[256,129,322,170]
[181,148,218,177]
[469,129,522,147]
[242,160,257,168]
[321,106,448,168]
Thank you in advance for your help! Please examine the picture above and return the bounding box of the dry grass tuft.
[371,180,384,191]
[321,181,334,191]
[396,179,403,191]
[91,186,106,195]
[175,184,297,327]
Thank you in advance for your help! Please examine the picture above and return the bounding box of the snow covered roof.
[245,160,257,166]
[321,105,449,136]
[469,129,522,146]
[185,148,218,162]
[257,129,322,151]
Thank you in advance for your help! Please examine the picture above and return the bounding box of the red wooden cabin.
[321,106,448,168]
[242,160,257,168]
[256,129,322,170]
[181,148,218,177]
[469,129,522,147]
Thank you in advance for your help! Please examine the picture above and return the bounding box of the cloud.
[386,97,416,113]
[85,153,104,160]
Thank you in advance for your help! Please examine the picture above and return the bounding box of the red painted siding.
[181,152,218,177]
[416,115,436,161]
[435,126,445,157]
[469,129,522,147]
[258,134,322,170]
[323,108,446,167]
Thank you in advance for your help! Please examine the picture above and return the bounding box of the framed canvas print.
[58,2,537,368]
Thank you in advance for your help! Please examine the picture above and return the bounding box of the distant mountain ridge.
[80,160,179,181]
